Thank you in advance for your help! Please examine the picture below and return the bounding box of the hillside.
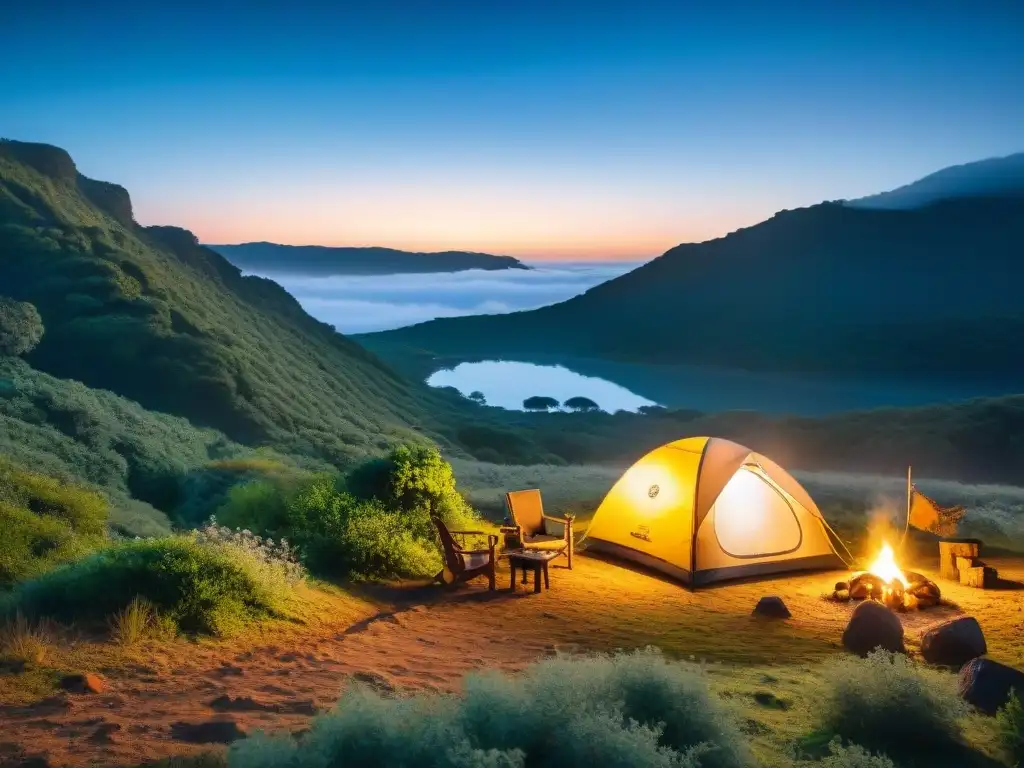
[847,152,1024,210]
[362,195,1024,382]
[207,242,529,275]
[0,140,452,466]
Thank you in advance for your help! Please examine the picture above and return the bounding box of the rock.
[350,671,395,693]
[834,581,849,592]
[0,658,26,675]
[921,617,987,667]
[209,694,275,712]
[849,582,869,600]
[170,719,246,744]
[752,596,791,619]
[842,600,905,656]
[88,723,121,744]
[59,673,106,694]
[958,658,1024,715]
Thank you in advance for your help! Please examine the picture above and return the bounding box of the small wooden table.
[507,550,559,593]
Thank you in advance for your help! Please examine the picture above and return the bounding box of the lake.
[427,357,1018,415]
[427,361,658,412]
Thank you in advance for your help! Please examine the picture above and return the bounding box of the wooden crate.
[959,565,997,589]
[939,539,981,581]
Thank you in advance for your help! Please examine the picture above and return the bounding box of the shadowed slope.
[0,140,446,465]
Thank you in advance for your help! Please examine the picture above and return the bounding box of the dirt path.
[2,555,1022,767]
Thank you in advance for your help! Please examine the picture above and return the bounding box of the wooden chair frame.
[504,490,574,569]
[432,515,498,590]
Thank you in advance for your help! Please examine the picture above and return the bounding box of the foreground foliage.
[4,535,297,636]
[807,649,970,764]
[996,692,1024,767]
[230,648,751,768]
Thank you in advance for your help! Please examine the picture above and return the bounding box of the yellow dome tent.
[584,436,844,586]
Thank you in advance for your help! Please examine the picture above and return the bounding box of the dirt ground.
[2,553,1023,767]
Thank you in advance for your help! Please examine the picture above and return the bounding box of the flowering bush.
[195,517,305,584]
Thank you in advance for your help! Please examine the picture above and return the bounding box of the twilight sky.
[3,1,1023,259]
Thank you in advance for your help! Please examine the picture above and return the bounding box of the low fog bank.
[249,262,642,333]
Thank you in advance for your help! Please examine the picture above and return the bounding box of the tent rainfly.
[584,436,843,587]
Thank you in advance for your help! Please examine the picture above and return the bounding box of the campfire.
[831,541,942,611]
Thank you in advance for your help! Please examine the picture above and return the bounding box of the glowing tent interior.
[583,436,844,586]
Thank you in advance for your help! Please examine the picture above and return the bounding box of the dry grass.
[108,596,156,646]
[0,610,54,666]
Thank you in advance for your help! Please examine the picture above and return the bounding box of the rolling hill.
[0,139,452,466]
[362,193,1024,382]
[847,152,1024,210]
[206,242,529,275]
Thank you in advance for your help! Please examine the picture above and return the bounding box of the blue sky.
[3,1,1023,258]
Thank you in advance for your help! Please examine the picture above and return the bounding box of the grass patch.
[5,535,297,637]
[229,648,751,768]
[107,596,158,646]
[0,611,54,666]
[804,649,969,764]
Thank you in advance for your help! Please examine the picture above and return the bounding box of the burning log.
[829,541,942,611]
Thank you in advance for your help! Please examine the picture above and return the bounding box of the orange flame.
[868,541,909,587]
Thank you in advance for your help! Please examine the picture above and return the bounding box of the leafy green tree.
[0,297,44,356]
[467,390,486,405]
[523,396,560,411]
[564,396,600,413]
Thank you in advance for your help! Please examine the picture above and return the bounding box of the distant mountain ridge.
[362,190,1024,383]
[207,241,530,275]
[847,152,1024,210]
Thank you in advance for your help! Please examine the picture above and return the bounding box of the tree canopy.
[565,396,600,413]
[0,297,44,356]
[523,396,560,411]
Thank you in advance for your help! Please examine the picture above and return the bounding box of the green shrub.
[996,690,1024,767]
[818,739,895,768]
[217,446,482,582]
[0,296,43,356]
[0,457,107,586]
[228,648,749,768]
[6,536,294,636]
[346,444,477,535]
[808,649,969,763]
[285,476,441,581]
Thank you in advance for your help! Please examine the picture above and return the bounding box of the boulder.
[921,617,987,667]
[842,600,905,656]
[752,596,790,619]
[89,722,122,744]
[170,718,246,744]
[958,658,1024,715]
[59,673,106,694]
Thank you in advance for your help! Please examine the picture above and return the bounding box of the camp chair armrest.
[542,514,571,524]
[449,530,489,536]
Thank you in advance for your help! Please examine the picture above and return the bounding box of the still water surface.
[427,361,657,412]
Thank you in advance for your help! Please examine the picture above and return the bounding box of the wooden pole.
[900,466,912,549]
